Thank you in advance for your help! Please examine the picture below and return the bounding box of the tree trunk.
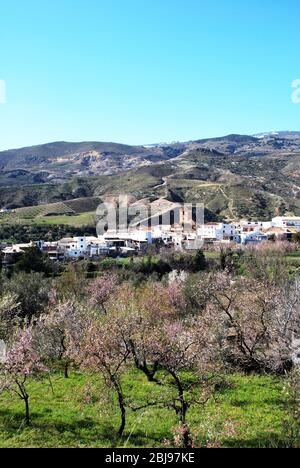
[24,396,30,426]
[117,391,126,438]
[129,340,159,382]
[111,375,126,438]
[169,370,188,425]
[16,379,30,426]
[64,362,69,379]
[181,424,193,449]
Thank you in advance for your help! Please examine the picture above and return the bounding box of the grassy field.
[0,371,287,448]
[286,251,300,262]
[0,212,96,228]
[33,212,96,227]
[0,197,100,228]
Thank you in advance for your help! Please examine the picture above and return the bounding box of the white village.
[1,214,300,266]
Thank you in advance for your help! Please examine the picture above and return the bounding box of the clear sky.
[0,0,300,150]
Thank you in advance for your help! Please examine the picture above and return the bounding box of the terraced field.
[15,202,75,219]
[34,212,96,227]
[0,197,101,227]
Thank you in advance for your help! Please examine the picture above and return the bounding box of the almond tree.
[74,316,130,438]
[38,301,87,378]
[74,282,221,443]
[107,282,177,382]
[98,283,220,445]
[87,273,118,314]
[200,272,300,373]
[0,327,47,425]
[167,275,188,317]
[139,317,220,448]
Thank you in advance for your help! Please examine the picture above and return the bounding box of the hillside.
[1,132,300,221]
[0,141,184,184]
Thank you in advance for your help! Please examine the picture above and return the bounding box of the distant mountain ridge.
[1,132,300,220]
[1,133,300,185]
[0,141,184,183]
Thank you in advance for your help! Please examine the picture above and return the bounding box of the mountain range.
[1,131,300,221]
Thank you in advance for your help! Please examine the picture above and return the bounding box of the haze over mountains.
[1,132,300,221]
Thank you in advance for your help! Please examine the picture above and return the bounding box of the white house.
[60,236,112,258]
[1,242,35,266]
[240,231,268,245]
[197,223,237,242]
[2,242,34,255]
[61,237,89,258]
[236,220,272,232]
[102,231,152,253]
[272,217,300,230]
[88,237,111,257]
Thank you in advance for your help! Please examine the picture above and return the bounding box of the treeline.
[0,224,96,243]
[97,250,208,282]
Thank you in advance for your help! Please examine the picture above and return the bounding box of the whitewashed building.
[59,236,111,258]
[272,217,300,230]
[236,220,272,231]
[240,231,268,245]
[60,237,89,258]
[102,231,153,253]
[197,223,237,242]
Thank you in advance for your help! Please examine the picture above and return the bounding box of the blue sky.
[0,0,300,150]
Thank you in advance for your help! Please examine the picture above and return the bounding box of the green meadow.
[0,372,287,448]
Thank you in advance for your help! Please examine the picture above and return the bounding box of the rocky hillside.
[1,132,300,221]
[0,141,184,185]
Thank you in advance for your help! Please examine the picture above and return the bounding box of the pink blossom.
[87,273,118,312]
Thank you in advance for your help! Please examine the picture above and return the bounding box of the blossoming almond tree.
[107,282,178,382]
[0,327,47,425]
[38,301,88,378]
[87,273,118,315]
[200,271,300,373]
[140,317,220,448]
[74,317,130,438]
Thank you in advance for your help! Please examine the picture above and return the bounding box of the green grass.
[203,251,220,259]
[0,197,100,227]
[33,212,96,227]
[0,211,96,228]
[0,371,286,448]
[286,252,300,262]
